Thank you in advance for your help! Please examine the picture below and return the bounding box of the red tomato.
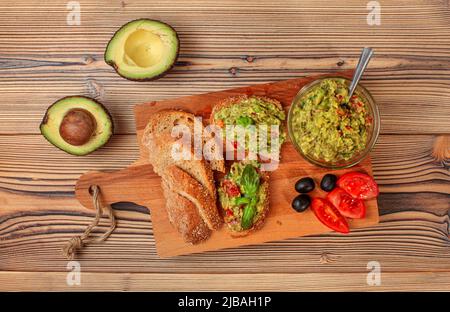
[216,119,225,128]
[337,172,379,200]
[223,180,240,197]
[327,187,366,219]
[311,198,349,234]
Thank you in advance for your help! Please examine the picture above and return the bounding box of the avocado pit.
[59,109,96,146]
[40,96,113,156]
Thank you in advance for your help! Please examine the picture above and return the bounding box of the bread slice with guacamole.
[210,95,286,153]
[218,161,270,237]
[211,95,285,126]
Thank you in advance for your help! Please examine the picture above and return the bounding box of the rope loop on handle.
[62,185,116,260]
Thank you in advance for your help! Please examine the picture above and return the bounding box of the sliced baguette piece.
[162,180,211,244]
[143,109,225,173]
[142,109,223,244]
[163,165,222,230]
[144,131,216,201]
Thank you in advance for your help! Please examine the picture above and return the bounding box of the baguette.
[162,180,211,244]
[144,109,225,173]
[142,110,218,198]
[163,165,222,230]
[142,109,223,244]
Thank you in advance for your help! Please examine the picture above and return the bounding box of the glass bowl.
[287,77,380,169]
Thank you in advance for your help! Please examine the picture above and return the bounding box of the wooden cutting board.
[75,70,379,257]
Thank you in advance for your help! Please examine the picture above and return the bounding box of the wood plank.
[2,76,449,135]
[0,134,447,195]
[2,132,447,271]
[0,0,449,134]
[0,197,448,273]
[1,271,450,291]
[0,0,449,291]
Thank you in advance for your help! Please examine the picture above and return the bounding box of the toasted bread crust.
[163,165,222,230]
[143,109,217,197]
[162,181,211,244]
[143,109,225,174]
[142,110,223,243]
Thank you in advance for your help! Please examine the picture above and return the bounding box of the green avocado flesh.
[40,96,113,156]
[218,161,267,232]
[290,78,372,162]
[105,19,179,81]
[213,96,286,151]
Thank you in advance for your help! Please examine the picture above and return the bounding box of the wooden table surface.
[0,0,449,291]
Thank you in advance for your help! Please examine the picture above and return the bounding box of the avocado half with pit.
[105,19,179,81]
[40,96,114,156]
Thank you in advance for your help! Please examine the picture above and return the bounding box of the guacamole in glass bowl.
[288,77,380,169]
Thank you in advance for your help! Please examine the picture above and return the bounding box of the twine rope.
[62,185,116,260]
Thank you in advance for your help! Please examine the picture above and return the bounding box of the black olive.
[295,177,315,193]
[291,194,311,212]
[341,102,351,110]
[320,174,337,192]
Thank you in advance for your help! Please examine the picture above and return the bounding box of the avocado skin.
[40,96,114,156]
[104,18,180,82]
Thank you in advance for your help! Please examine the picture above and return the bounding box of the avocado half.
[40,96,114,156]
[105,19,179,81]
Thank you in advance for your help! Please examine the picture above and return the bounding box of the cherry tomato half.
[311,198,349,234]
[327,187,366,219]
[337,172,379,200]
[216,119,225,128]
[223,180,240,197]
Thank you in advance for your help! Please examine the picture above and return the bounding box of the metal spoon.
[348,47,374,100]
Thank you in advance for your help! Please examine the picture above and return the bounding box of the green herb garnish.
[240,164,260,196]
[239,164,260,230]
[236,116,254,127]
[234,196,250,205]
[241,199,257,230]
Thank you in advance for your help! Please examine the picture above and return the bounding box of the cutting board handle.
[75,163,162,210]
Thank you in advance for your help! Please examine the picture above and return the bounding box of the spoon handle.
[348,47,374,98]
